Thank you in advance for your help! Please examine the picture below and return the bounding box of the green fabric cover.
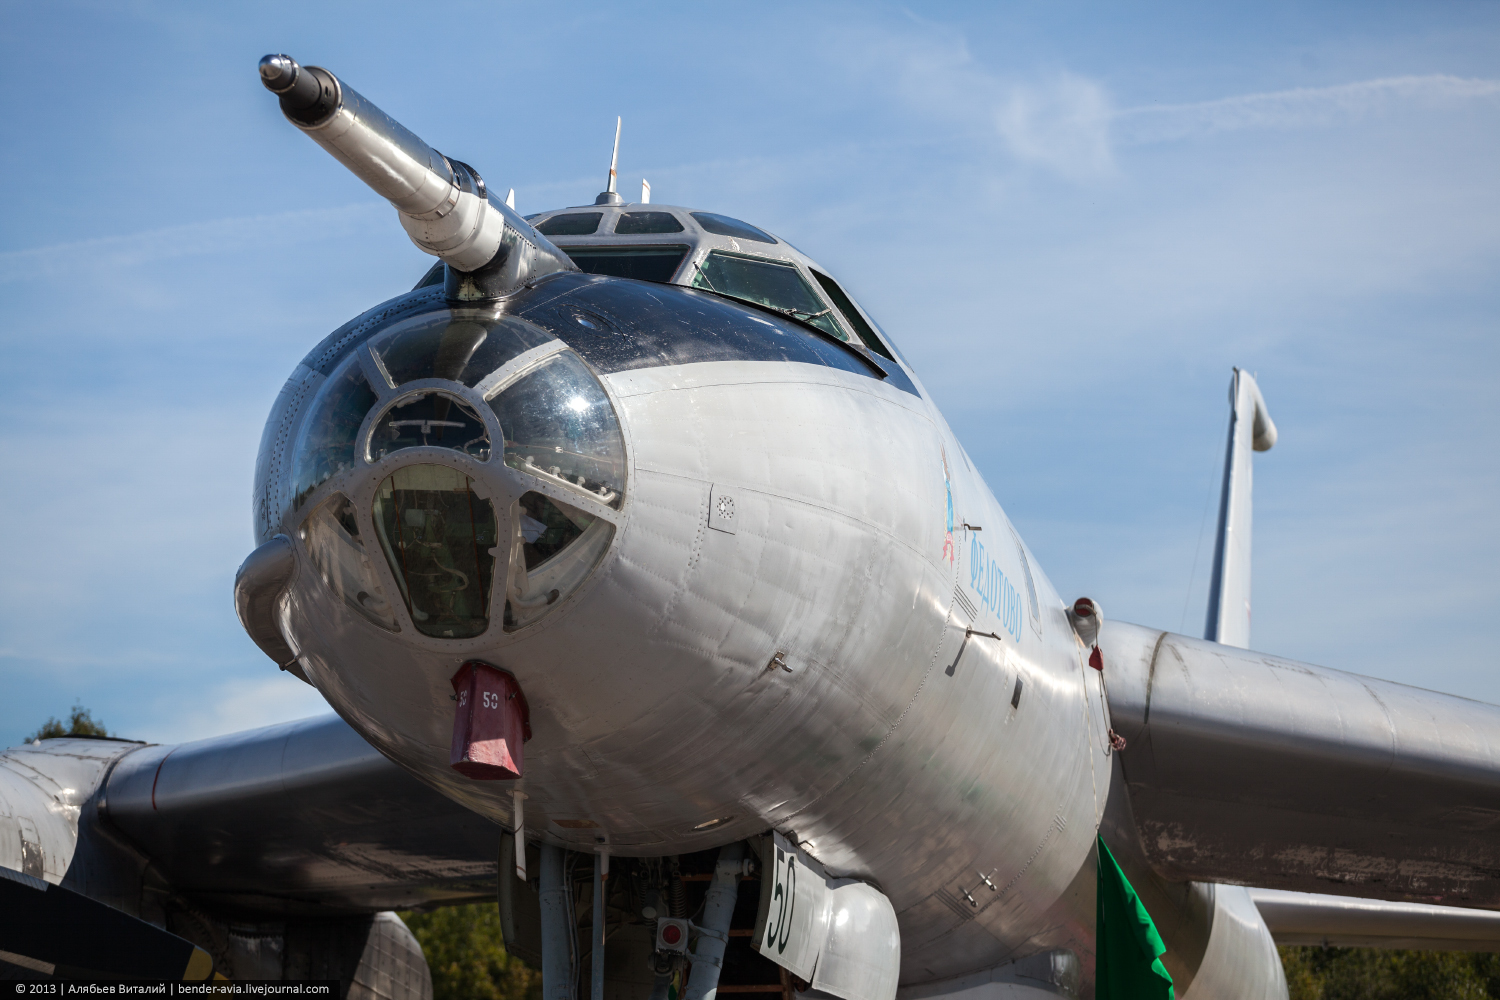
[1096,836,1174,1000]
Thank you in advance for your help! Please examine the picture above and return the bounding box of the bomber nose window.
[372,465,497,638]
[487,352,626,509]
[291,354,379,510]
[537,212,603,236]
[371,311,555,388]
[691,252,846,342]
[369,391,490,461]
[615,211,685,235]
[301,492,398,631]
[504,490,615,631]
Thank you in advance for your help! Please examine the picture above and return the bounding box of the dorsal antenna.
[641,178,651,204]
[504,188,515,210]
[595,117,624,206]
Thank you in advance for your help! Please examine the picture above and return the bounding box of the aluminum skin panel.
[1102,620,1500,908]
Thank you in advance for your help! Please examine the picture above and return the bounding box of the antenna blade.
[641,178,651,204]
[505,188,516,210]
[607,116,621,194]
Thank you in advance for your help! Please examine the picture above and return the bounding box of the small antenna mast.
[608,117,621,194]
[595,117,625,205]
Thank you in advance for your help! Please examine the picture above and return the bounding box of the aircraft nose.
[287,301,626,639]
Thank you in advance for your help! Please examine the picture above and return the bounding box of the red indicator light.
[661,924,682,945]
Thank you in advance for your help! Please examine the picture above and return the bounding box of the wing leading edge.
[102,714,499,916]
[1102,621,1500,909]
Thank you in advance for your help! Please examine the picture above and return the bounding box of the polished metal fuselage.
[258,276,1113,983]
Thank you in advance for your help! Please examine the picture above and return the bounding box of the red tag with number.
[450,661,531,780]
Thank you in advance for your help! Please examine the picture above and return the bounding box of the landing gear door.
[752,831,829,981]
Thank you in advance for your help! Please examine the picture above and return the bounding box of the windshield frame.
[685,250,890,379]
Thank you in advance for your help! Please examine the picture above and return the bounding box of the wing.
[101,714,499,915]
[1251,889,1500,951]
[1102,620,1500,909]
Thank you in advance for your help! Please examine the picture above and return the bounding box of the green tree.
[1282,946,1498,1000]
[399,903,541,1000]
[26,702,111,742]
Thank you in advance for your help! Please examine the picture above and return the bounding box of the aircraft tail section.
[1203,369,1277,649]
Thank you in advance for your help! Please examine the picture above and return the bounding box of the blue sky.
[2,2,1497,746]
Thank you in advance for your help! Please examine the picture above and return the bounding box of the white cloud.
[1117,74,1500,144]
[830,25,1116,180]
[834,18,1500,183]
[0,203,387,283]
[996,73,1115,178]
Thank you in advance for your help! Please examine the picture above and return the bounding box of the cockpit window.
[690,252,846,342]
[372,465,497,638]
[487,351,625,509]
[615,211,685,235]
[371,311,556,387]
[302,492,398,631]
[563,246,688,284]
[690,213,777,244]
[291,354,378,510]
[810,270,897,363]
[368,391,491,462]
[537,213,603,236]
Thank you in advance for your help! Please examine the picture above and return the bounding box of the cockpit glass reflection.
[487,352,625,509]
[536,212,602,236]
[371,311,555,387]
[369,391,490,462]
[291,354,377,510]
[302,492,398,631]
[562,246,687,284]
[504,490,614,631]
[372,465,497,638]
[615,211,685,235]
[690,212,777,244]
[691,252,846,342]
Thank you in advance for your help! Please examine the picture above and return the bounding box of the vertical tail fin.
[1204,369,1277,649]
